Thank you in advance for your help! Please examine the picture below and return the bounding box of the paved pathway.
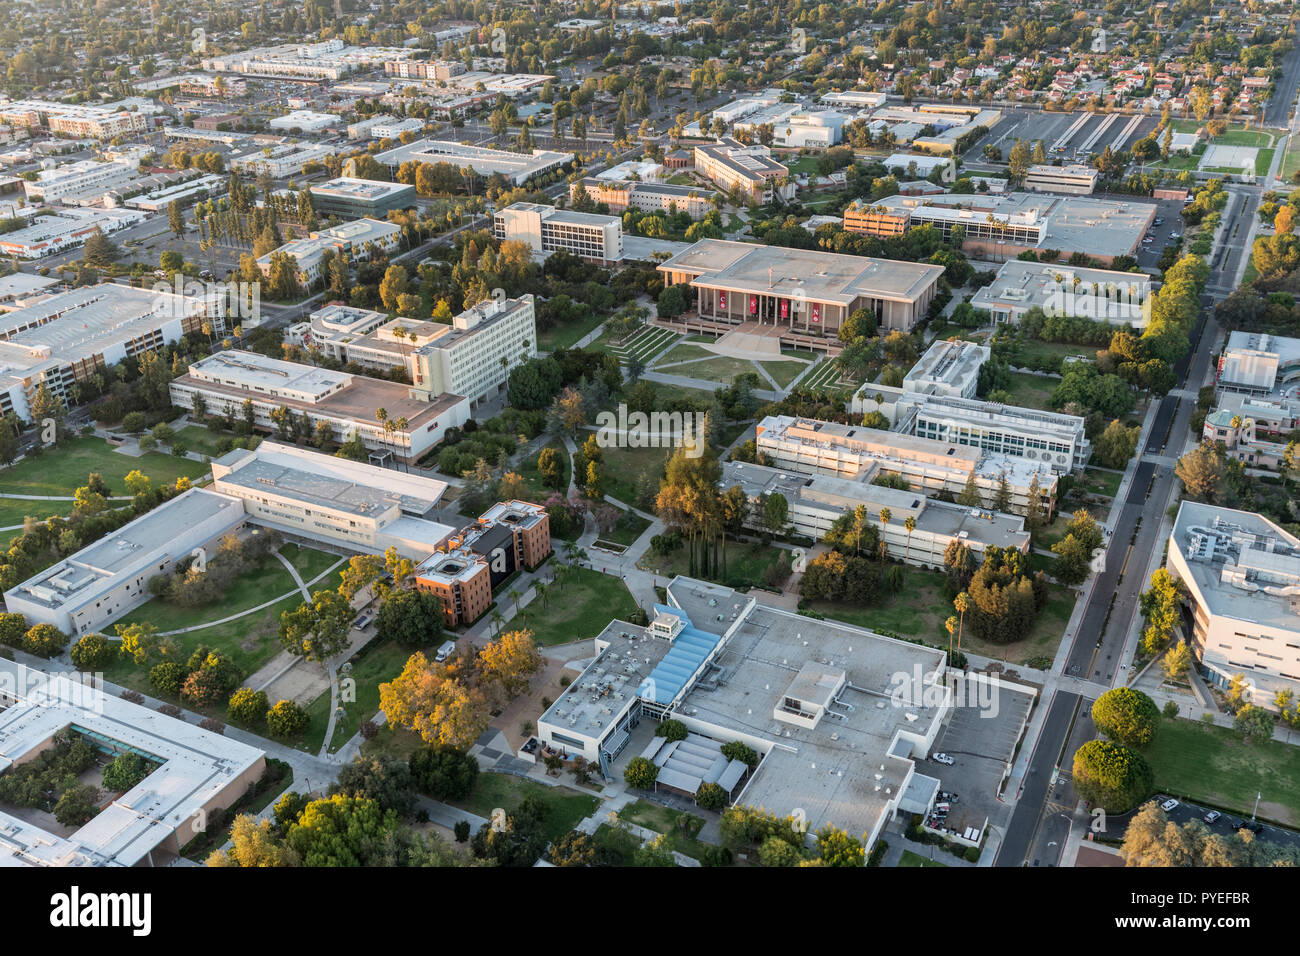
[274,550,313,601]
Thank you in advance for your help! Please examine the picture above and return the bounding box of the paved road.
[995,690,1080,866]
[1266,31,1300,128]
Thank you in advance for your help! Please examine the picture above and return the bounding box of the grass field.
[0,499,69,529]
[329,639,414,752]
[618,799,712,860]
[516,442,570,503]
[815,567,1077,665]
[1144,716,1300,827]
[537,311,608,352]
[1000,372,1058,411]
[799,358,851,393]
[762,359,811,389]
[175,425,232,459]
[451,773,600,844]
[1281,133,1300,182]
[596,325,680,365]
[599,509,652,546]
[642,538,780,590]
[900,849,948,867]
[280,543,343,587]
[0,437,207,497]
[116,555,299,635]
[654,354,761,385]
[1255,148,1275,177]
[510,566,641,646]
[1015,339,1100,370]
[595,442,672,506]
[1032,506,1105,549]
[654,342,718,365]
[1078,468,1123,499]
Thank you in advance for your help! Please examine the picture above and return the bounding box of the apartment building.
[230,143,335,178]
[169,350,470,464]
[569,177,716,219]
[22,160,138,203]
[0,100,149,139]
[494,202,623,266]
[1167,501,1300,710]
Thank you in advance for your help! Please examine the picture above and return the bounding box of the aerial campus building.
[414,501,551,626]
[969,259,1154,328]
[0,659,266,866]
[692,138,795,205]
[1167,501,1300,710]
[719,460,1031,565]
[569,177,715,219]
[851,339,1092,473]
[0,283,226,422]
[2,488,249,636]
[169,350,470,465]
[372,138,573,186]
[1021,163,1100,195]
[656,238,945,337]
[536,576,988,853]
[256,218,403,286]
[1202,332,1300,470]
[308,177,416,219]
[494,202,624,266]
[842,191,1156,266]
[291,295,537,409]
[756,414,1059,519]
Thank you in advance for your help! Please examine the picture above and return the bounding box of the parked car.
[1161,798,1179,812]
[351,614,369,630]
[1154,218,1164,226]
[932,753,955,765]
[1203,810,1221,824]
[435,639,457,663]
[1142,236,1155,243]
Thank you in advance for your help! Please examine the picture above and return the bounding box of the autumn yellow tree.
[379,652,491,750]
[477,629,544,697]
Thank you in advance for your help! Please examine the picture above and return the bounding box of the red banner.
[749,295,757,315]
[719,291,727,310]
[811,303,820,323]
[780,299,789,319]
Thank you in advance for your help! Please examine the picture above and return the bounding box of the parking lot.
[970,109,1158,163]
[922,681,1035,839]
[1115,195,1189,269]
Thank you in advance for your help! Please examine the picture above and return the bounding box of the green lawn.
[1280,133,1300,181]
[900,849,948,867]
[595,441,672,506]
[1255,147,1275,177]
[537,311,608,352]
[280,542,342,587]
[115,555,300,635]
[175,425,233,459]
[450,772,600,844]
[1015,339,1101,371]
[653,342,718,366]
[761,359,811,389]
[656,354,762,385]
[642,538,781,590]
[511,566,641,646]
[1000,372,1058,411]
[0,499,68,529]
[0,436,207,496]
[1142,717,1300,827]
[599,509,652,546]
[618,799,713,860]
[329,639,414,752]
[1079,468,1123,499]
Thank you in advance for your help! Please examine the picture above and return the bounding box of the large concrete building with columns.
[656,239,945,336]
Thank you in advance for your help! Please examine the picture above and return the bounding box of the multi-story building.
[22,160,138,203]
[1023,163,1100,195]
[0,283,225,421]
[383,59,466,81]
[692,138,794,204]
[569,177,716,219]
[308,177,416,219]
[756,415,1058,518]
[970,259,1153,327]
[169,350,470,465]
[720,460,1030,565]
[903,395,1091,473]
[414,545,493,626]
[287,304,390,361]
[202,39,413,80]
[268,110,340,133]
[657,239,945,336]
[209,441,456,559]
[0,206,143,259]
[373,138,573,186]
[494,202,623,266]
[230,143,335,178]
[1167,501,1300,710]
[3,488,247,636]
[257,218,402,286]
[0,100,149,139]
[1216,331,1300,397]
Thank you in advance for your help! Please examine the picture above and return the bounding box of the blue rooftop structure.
[638,604,723,704]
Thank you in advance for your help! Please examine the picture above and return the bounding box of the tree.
[1162,641,1192,682]
[266,699,309,739]
[624,756,659,789]
[656,719,689,742]
[957,470,982,507]
[207,816,296,867]
[696,782,726,810]
[1234,704,1276,745]
[953,591,969,652]
[279,589,354,662]
[476,630,543,697]
[1095,419,1139,468]
[548,829,600,866]
[227,687,270,725]
[81,228,122,267]
[1007,138,1031,182]
[375,587,445,645]
[1092,688,1160,749]
[69,633,113,669]
[337,554,385,600]
[1072,739,1153,813]
[379,652,491,750]
[285,795,397,867]
[149,660,187,696]
[53,785,100,828]
[1175,443,1226,503]
[408,744,479,800]
[815,825,865,866]
[331,755,415,815]
[634,833,676,867]
[537,447,565,490]
[23,623,68,658]
[102,753,150,792]
[763,492,789,535]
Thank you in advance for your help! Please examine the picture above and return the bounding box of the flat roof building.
[569,177,716,220]
[0,659,266,867]
[256,218,402,286]
[1167,501,1300,711]
[0,282,225,422]
[3,488,247,636]
[1023,163,1099,195]
[1217,331,1300,396]
[268,109,339,133]
[308,177,416,219]
[657,238,945,335]
[494,202,623,266]
[373,139,572,186]
[169,350,470,465]
[693,138,795,205]
[970,259,1154,327]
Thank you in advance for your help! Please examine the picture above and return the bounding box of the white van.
[435,640,457,663]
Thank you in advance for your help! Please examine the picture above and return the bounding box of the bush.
[69,633,114,669]
[199,717,225,734]
[266,699,309,739]
[360,719,379,740]
[149,660,187,697]
[623,756,659,789]
[1162,700,1180,719]
[720,740,759,768]
[120,690,144,704]
[23,623,69,658]
[158,703,183,718]
[227,687,270,725]
[964,845,981,862]
[409,744,479,800]
[454,820,471,843]
[699,844,733,867]
[695,781,727,810]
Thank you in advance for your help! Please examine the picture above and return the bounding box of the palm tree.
[878,507,891,561]
[535,581,549,610]
[953,591,970,652]
[945,616,958,662]
[507,587,520,614]
[903,514,916,566]
[393,416,410,471]
[489,607,505,635]
[375,407,389,465]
